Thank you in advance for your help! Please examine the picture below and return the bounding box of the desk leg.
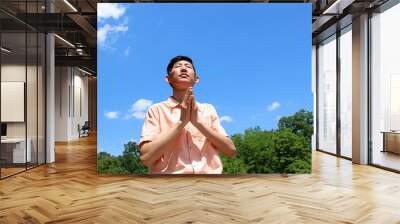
[382,133,386,153]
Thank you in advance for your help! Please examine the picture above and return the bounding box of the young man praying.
[139,55,236,174]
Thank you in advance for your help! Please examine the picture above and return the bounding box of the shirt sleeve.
[208,104,229,137]
[139,105,161,148]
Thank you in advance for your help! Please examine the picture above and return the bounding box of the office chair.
[79,121,90,138]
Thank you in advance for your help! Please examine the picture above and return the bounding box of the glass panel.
[26,0,39,169]
[0,1,46,178]
[340,26,352,158]
[318,35,337,154]
[371,3,400,171]
[1,30,27,177]
[38,32,45,165]
[27,30,38,169]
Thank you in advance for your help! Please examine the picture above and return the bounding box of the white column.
[46,33,55,163]
[46,1,55,163]
[352,14,369,164]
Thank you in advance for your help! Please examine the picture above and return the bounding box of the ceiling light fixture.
[322,0,354,15]
[54,34,75,48]
[63,0,78,12]
[78,67,93,76]
[1,47,11,53]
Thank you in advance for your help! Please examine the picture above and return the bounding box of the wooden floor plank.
[0,134,399,223]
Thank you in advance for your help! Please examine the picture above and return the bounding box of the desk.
[381,131,400,154]
[1,138,31,163]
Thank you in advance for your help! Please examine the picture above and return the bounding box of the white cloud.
[98,3,126,20]
[105,111,119,119]
[97,4,128,48]
[267,101,280,111]
[132,111,146,120]
[220,115,233,123]
[125,99,153,120]
[98,23,128,45]
[132,99,153,112]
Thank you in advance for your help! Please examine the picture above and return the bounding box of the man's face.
[165,60,199,90]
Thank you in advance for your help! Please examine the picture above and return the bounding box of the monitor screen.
[1,123,7,137]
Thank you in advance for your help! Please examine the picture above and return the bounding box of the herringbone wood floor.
[1,134,400,224]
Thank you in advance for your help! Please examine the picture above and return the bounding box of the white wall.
[1,65,41,137]
[72,72,89,138]
[55,66,69,141]
[55,67,89,141]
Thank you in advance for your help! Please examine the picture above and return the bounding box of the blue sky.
[98,3,312,156]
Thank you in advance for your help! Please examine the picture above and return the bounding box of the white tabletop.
[1,138,29,143]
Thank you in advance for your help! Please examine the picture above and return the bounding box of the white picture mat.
[1,81,25,122]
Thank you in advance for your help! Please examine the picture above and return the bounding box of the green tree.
[97,142,148,174]
[277,109,313,144]
[220,155,248,174]
[271,129,311,173]
[223,109,313,174]
[97,109,313,174]
[231,128,277,173]
[97,151,129,174]
[228,128,311,174]
[121,141,148,174]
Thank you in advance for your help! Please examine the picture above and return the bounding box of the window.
[371,2,400,171]
[339,26,352,158]
[0,1,46,179]
[317,35,337,154]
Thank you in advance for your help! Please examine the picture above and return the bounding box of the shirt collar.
[166,96,180,108]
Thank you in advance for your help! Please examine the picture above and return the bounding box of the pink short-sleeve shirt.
[139,96,229,174]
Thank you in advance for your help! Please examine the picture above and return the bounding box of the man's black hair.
[167,55,196,75]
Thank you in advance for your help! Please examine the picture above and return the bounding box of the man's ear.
[165,75,175,88]
[194,75,200,84]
